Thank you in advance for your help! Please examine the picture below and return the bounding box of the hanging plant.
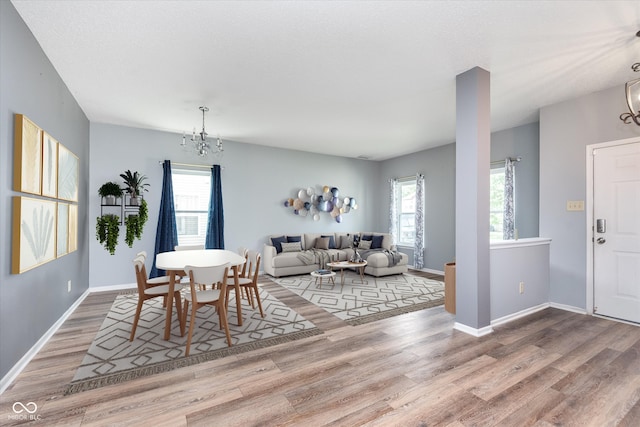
[96,214,120,255]
[124,199,148,247]
[124,215,139,247]
[138,198,148,229]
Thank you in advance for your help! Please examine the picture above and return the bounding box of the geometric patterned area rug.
[273,271,444,326]
[65,287,319,394]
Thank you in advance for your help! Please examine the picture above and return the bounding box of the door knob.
[597,237,606,244]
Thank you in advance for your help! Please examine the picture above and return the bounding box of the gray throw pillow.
[314,237,330,250]
[359,239,372,250]
[281,241,302,253]
[321,235,336,249]
[339,235,352,249]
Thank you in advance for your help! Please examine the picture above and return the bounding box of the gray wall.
[490,241,550,320]
[540,85,639,309]
[90,123,380,287]
[1,1,90,379]
[377,122,540,272]
[379,143,456,271]
[491,122,540,239]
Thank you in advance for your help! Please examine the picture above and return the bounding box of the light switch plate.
[566,200,584,211]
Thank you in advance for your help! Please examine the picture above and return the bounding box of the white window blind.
[396,179,416,246]
[172,168,210,246]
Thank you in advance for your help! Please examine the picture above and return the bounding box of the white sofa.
[263,232,409,278]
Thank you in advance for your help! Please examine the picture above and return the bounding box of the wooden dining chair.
[130,258,183,341]
[133,255,174,288]
[174,246,205,288]
[227,250,264,318]
[182,263,232,356]
[138,251,188,284]
[227,247,248,289]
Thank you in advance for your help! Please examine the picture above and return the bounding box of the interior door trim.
[585,136,640,316]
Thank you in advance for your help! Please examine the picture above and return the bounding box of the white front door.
[593,142,640,323]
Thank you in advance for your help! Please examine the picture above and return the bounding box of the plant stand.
[100,194,142,225]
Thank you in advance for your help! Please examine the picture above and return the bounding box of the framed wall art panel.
[13,114,42,195]
[68,204,78,253]
[42,131,59,198]
[57,143,79,202]
[12,196,57,274]
[57,202,69,257]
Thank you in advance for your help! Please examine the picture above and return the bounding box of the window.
[172,168,210,246]
[396,179,416,246]
[490,168,506,240]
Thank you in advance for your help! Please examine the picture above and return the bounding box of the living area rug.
[65,287,319,394]
[272,271,444,325]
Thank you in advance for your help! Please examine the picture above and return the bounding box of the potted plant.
[124,199,148,247]
[120,170,149,206]
[96,214,120,255]
[98,181,124,206]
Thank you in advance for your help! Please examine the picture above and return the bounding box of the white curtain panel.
[414,174,425,269]
[503,158,515,240]
[389,178,398,244]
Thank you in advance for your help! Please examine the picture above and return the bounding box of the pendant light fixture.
[180,106,223,158]
[619,31,640,126]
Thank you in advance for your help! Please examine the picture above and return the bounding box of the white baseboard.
[490,303,550,327]
[90,282,136,292]
[453,302,552,335]
[454,322,494,337]
[0,289,90,395]
[549,302,587,314]
[452,302,594,339]
[410,266,445,275]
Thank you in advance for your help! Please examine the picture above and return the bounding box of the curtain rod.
[390,173,421,182]
[158,161,224,170]
[490,156,522,166]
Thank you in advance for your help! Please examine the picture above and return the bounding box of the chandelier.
[620,32,640,126]
[181,106,224,158]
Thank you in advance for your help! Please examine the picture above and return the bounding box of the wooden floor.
[2,270,640,426]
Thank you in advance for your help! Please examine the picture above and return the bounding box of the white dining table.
[155,249,247,340]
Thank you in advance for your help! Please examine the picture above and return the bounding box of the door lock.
[596,219,606,233]
[596,237,606,244]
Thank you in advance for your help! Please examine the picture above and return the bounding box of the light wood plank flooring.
[2,270,640,426]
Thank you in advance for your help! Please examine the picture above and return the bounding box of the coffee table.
[310,269,336,286]
[327,260,368,284]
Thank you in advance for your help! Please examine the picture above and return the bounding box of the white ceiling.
[11,0,640,160]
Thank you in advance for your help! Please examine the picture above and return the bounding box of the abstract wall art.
[11,113,80,274]
[57,143,79,202]
[283,185,358,223]
[42,131,59,198]
[68,204,78,253]
[13,114,42,195]
[12,196,57,274]
[57,202,69,257]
